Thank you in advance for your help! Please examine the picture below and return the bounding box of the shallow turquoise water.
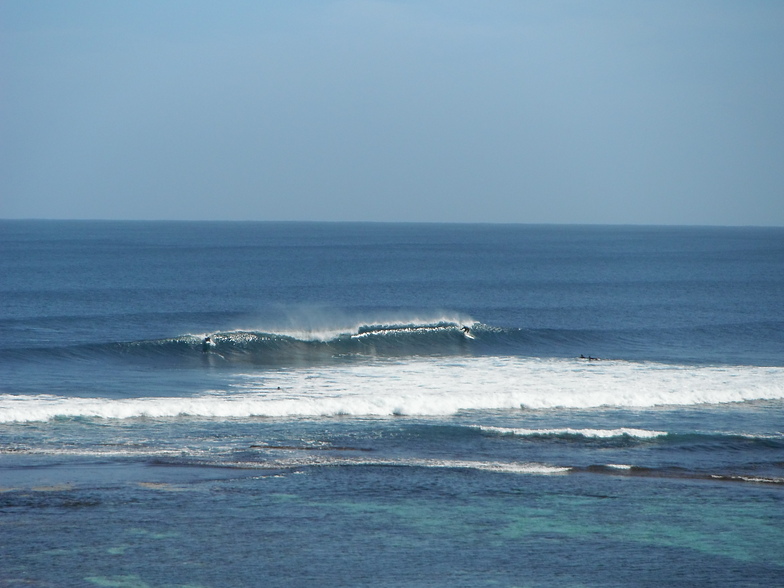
[3,460,782,587]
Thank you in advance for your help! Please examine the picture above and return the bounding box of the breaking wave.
[4,313,783,368]
[473,426,668,439]
[4,317,485,366]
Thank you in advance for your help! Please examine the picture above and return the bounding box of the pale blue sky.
[2,1,783,225]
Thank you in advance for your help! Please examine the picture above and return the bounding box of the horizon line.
[1,218,782,229]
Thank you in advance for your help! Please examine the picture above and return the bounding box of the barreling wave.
[154,319,482,364]
[3,317,486,366]
[4,314,783,367]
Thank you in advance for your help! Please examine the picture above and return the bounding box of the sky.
[1,1,783,225]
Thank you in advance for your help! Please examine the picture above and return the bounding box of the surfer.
[202,336,212,352]
[461,325,476,340]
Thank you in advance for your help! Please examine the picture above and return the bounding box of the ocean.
[1,220,783,587]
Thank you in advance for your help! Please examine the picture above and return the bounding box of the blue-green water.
[1,221,783,587]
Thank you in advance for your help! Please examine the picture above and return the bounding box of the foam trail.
[1,357,783,422]
[475,426,668,439]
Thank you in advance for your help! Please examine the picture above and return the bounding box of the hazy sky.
[2,1,783,225]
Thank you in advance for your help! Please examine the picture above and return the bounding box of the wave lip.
[350,321,468,339]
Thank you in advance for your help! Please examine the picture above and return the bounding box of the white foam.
[400,459,570,475]
[0,446,188,458]
[1,356,782,423]
[438,460,570,475]
[475,426,667,439]
[239,313,475,342]
[207,454,570,475]
[710,474,784,484]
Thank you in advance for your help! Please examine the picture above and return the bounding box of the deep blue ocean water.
[1,220,783,587]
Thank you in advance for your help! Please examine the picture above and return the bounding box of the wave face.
[7,317,784,369]
[2,317,480,365]
[156,318,480,363]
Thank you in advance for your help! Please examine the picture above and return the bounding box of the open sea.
[1,220,783,587]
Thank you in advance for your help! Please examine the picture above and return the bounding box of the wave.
[146,458,784,485]
[578,464,784,485]
[3,317,484,366]
[3,443,780,487]
[180,319,481,362]
[471,426,784,451]
[474,426,668,440]
[2,356,783,423]
[4,314,783,367]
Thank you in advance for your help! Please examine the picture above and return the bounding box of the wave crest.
[474,426,668,439]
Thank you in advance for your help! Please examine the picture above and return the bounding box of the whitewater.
[2,354,782,422]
